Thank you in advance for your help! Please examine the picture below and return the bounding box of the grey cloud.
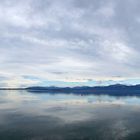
[0,0,139,86]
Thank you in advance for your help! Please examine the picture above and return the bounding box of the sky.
[0,0,140,87]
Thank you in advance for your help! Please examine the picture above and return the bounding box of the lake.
[0,90,140,140]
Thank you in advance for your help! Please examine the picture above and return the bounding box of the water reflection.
[0,90,140,140]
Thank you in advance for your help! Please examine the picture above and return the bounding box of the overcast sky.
[0,0,140,87]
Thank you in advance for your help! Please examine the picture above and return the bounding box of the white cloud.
[0,0,139,87]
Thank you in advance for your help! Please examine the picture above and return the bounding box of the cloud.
[0,0,139,87]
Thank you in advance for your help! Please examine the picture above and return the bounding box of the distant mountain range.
[25,84,140,96]
[1,84,140,96]
[26,84,140,90]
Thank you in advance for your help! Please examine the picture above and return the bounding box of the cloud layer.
[0,0,140,87]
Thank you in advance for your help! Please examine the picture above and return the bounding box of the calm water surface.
[0,90,140,140]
